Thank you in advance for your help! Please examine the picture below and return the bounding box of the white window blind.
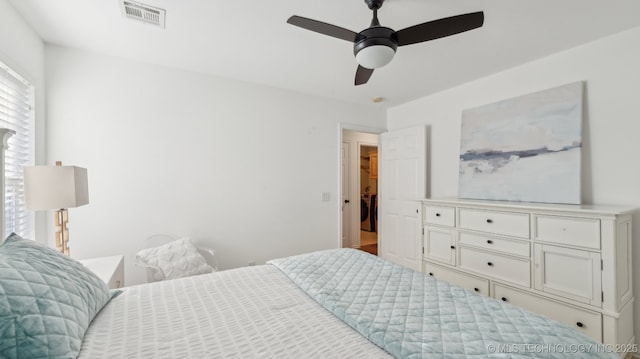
[0,61,34,239]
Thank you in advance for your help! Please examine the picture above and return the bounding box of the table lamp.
[24,161,89,255]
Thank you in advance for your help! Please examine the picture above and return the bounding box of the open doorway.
[341,129,380,256]
[359,145,378,255]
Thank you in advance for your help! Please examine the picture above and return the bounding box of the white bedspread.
[79,265,392,358]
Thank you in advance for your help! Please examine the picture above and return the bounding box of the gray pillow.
[0,233,113,358]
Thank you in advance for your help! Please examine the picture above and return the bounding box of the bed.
[0,234,620,358]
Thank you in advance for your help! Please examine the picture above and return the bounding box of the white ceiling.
[9,0,640,107]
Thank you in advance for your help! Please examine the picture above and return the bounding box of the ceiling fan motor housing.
[364,0,385,10]
[354,27,398,69]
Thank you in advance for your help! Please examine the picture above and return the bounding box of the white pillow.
[136,237,213,282]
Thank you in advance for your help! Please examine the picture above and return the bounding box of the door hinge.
[602,291,604,302]
[601,259,603,271]
[422,228,424,235]
[422,247,424,254]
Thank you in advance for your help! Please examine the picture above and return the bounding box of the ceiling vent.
[120,0,166,28]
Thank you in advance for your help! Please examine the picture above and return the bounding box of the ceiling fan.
[287,0,484,85]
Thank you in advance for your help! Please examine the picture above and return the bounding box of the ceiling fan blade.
[395,11,484,46]
[355,65,374,86]
[287,16,358,42]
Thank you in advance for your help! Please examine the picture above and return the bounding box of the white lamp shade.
[24,165,89,210]
[355,45,396,69]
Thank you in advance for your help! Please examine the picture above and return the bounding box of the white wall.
[45,45,385,285]
[0,0,47,241]
[387,26,640,343]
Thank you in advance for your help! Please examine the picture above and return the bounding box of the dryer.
[360,195,370,231]
[360,194,377,232]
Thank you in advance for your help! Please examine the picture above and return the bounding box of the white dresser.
[421,198,635,349]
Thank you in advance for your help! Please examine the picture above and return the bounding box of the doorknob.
[344,200,350,204]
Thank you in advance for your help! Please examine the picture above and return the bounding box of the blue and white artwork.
[458,82,584,204]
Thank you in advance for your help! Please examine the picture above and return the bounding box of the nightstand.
[79,255,125,289]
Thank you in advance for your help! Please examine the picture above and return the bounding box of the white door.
[379,126,427,271]
[341,142,350,248]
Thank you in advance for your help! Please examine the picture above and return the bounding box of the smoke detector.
[120,0,166,28]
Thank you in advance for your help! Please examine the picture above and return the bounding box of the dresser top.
[422,198,636,216]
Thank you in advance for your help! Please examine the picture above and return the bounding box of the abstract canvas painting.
[458,82,584,204]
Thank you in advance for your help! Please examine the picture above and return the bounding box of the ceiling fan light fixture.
[287,0,484,85]
[353,25,398,70]
[355,44,396,69]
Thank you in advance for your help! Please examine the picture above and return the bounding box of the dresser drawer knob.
[450,245,455,249]
[486,219,493,223]
[428,272,434,276]
[487,262,494,266]
[474,287,479,292]
[486,240,493,244]
[501,297,507,302]
[435,213,441,217]
[576,322,584,328]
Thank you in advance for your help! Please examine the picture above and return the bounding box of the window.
[0,61,34,239]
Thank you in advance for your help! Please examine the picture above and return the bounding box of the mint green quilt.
[0,234,113,358]
[269,249,618,359]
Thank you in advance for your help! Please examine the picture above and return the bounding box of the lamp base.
[54,209,69,256]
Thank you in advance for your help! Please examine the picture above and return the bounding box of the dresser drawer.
[424,261,489,296]
[458,231,530,257]
[493,283,602,341]
[458,208,530,238]
[423,205,455,227]
[534,215,600,249]
[459,247,530,287]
